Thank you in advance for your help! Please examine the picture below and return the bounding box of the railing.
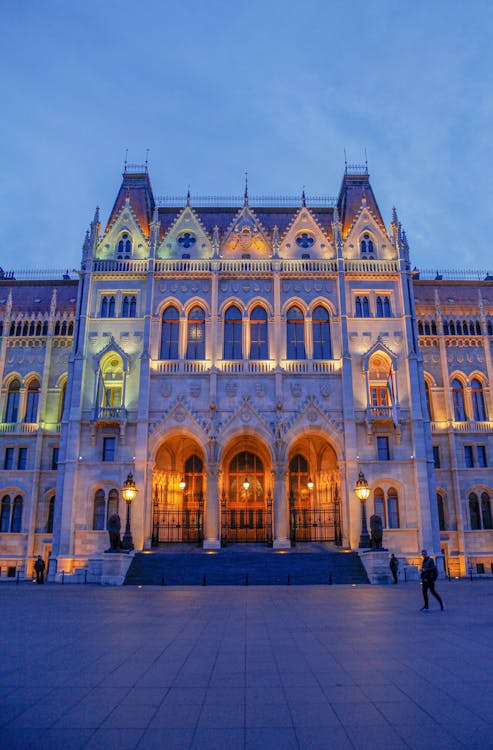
[0,269,77,281]
[0,422,39,433]
[91,259,148,273]
[415,269,493,281]
[96,407,127,421]
[154,259,210,274]
[152,360,210,374]
[282,360,338,374]
[367,406,394,421]
[431,421,493,433]
[155,194,337,207]
[344,259,400,273]
[281,259,338,273]
[217,360,275,374]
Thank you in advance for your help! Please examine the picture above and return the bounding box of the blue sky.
[1,0,492,271]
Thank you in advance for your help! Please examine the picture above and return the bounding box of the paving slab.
[1,581,493,748]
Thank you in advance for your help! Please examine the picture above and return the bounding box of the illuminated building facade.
[0,164,492,580]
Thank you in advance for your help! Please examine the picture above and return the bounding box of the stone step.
[124,548,369,585]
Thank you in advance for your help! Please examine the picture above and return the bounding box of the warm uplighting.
[354,471,370,501]
[121,473,137,551]
[307,477,314,490]
[179,477,186,490]
[355,470,371,549]
[242,477,250,491]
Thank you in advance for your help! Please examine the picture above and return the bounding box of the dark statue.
[106,513,121,552]
[369,514,383,550]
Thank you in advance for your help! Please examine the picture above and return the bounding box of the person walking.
[389,553,399,584]
[420,550,444,611]
[34,555,46,584]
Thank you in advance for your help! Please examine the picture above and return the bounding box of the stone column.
[204,465,221,549]
[272,465,290,549]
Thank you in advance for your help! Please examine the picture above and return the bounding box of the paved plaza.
[1,581,493,750]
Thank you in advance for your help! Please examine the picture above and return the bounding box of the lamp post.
[121,473,137,551]
[355,471,371,549]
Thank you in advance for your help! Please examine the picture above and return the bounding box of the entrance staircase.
[124,544,369,586]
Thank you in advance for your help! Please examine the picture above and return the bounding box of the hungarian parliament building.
[1,164,492,580]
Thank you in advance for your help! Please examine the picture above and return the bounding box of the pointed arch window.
[383,297,391,316]
[451,378,466,421]
[362,296,370,316]
[373,488,385,521]
[186,306,206,360]
[160,306,180,359]
[387,488,399,528]
[355,297,362,317]
[93,489,106,530]
[436,492,446,531]
[425,380,433,420]
[0,495,11,532]
[224,306,242,360]
[376,296,383,318]
[25,379,40,423]
[129,296,136,317]
[46,496,55,533]
[471,378,486,421]
[5,379,20,423]
[287,306,306,359]
[184,455,204,507]
[100,296,108,317]
[117,232,132,258]
[481,492,493,529]
[469,492,481,530]
[100,356,124,410]
[250,306,268,360]
[360,233,375,257]
[107,488,119,522]
[312,306,332,359]
[11,496,22,532]
[122,296,129,317]
[289,454,309,506]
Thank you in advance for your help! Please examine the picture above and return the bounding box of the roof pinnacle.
[244,171,249,206]
[301,187,306,207]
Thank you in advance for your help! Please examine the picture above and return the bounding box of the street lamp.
[121,473,137,551]
[355,470,371,549]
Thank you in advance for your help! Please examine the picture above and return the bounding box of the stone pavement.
[1,581,493,750]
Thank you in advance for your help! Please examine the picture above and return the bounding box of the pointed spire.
[272,225,279,258]
[301,188,306,208]
[150,205,160,252]
[50,288,57,316]
[213,225,220,258]
[6,290,12,318]
[186,186,191,206]
[391,206,399,226]
[244,171,249,206]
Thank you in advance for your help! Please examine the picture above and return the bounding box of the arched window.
[25,379,40,423]
[376,297,383,318]
[100,356,123,409]
[184,455,204,507]
[451,378,466,421]
[186,306,206,360]
[129,296,136,317]
[5,379,20,423]
[160,306,180,359]
[431,321,437,335]
[312,306,332,359]
[117,232,132,258]
[11,496,22,532]
[229,452,264,505]
[16,322,22,336]
[425,380,433,420]
[471,378,486,421]
[443,321,449,335]
[0,495,11,532]
[373,487,385,520]
[35,321,42,336]
[456,321,462,335]
[61,321,67,336]
[59,380,67,421]
[489,321,493,336]
[42,321,48,336]
[47,496,55,533]
[224,306,242,360]
[384,297,391,317]
[93,489,106,530]
[289,454,309,505]
[418,321,424,335]
[469,492,481,530]
[107,488,119,522]
[122,296,129,317]
[475,321,481,335]
[54,321,61,335]
[424,322,431,335]
[450,321,456,335]
[481,492,493,530]
[437,493,446,531]
[22,322,28,336]
[286,306,306,359]
[355,297,362,317]
[360,233,375,257]
[387,488,399,529]
[249,306,268,360]
[100,296,108,317]
[29,321,35,336]
[362,296,370,317]
[108,296,115,318]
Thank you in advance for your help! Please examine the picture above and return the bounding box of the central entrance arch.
[221,438,273,544]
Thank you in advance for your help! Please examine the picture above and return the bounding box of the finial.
[93,206,100,225]
[125,187,130,204]
[145,148,149,171]
[301,187,306,207]
[152,205,159,224]
[244,171,249,205]
[391,206,399,226]
[364,147,368,171]
[344,148,348,173]
[186,185,191,206]
[124,148,128,172]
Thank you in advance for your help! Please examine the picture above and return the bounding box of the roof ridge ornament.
[244,171,248,206]
[301,187,306,207]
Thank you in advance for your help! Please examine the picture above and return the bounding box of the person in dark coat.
[420,549,444,611]
[389,553,399,584]
[34,555,46,584]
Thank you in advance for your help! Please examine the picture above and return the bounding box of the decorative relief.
[226,381,238,398]
[255,383,265,398]
[160,382,172,398]
[173,407,186,423]
[189,383,201,398]
[290,383,302,398]
[319,383,331,399]
[307,407,319,423]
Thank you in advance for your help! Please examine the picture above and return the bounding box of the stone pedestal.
[358,550,392,584]
[87,552,134,586]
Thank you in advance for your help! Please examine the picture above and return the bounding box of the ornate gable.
[221,207,271,259]
[280,207,334,259]
[157,206,213,259]
[97,199,149,260]
[344,197,392,260]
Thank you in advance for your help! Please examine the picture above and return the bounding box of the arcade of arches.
[151,433,341,546]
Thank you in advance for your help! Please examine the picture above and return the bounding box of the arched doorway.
[288,436,341,544]
[221,440,272,544]
[152,436,204,544]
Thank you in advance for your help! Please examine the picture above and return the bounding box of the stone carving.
[370,514,383,550]
[106,514,121,552]
[226,382,238,398]
[290,383,302,398]
[189,383,201,398]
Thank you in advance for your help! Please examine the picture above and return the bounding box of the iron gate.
[289,486,342,545]
[152,508,203,544]
[221,490,273,545]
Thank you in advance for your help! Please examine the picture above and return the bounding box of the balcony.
[431,421,493,433]
[95,407,127,422]
[0,422,39,434]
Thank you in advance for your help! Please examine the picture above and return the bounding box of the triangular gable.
[220,206,271,258]
[148,398,209,453]
[157,206,213,259]
[97,199,149,260]
[284,397,343,450]
[361,336,398,371]
[344,198,392,260]
[221,399,273,444]
[280,207,334,259]
[94,336,130,370]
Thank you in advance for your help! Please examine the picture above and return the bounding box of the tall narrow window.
[376,296,383,318]
[433,445,440,468]
[362,296,370,316]
[107,488,119,521]
[437,493,446,531]
[160,306,180,359]
[25,380,40,423]
[129,296,137,317]
[11,496,22,532]
[377,436,390,460]
[477,445,487,468]
[469,492,481,530]
[373,487,385,522]
[5,379,20,423]
[383,296,391,316]
[355,297,362,317]
[117,232,132,258]
[0,495,10,532]
[4,447,14,470]
[464,445,474,468]
[100,296,108,317]
[108,296,115,318]
[59,381,67,421]
[121,296,129,317]
[286,306,306,359]
[312,306,332,359]
[102,437,116,462]
[481,492,493,529]
[186,306,206,360]
[387,488,399,528]
[425,381,433,420]
[471,378,486,421]
[17,447,27,470]
[93,490,106,530]
[47,496,55,533]
[451,378,466,421]
[249,306,268,360]
[289,454,309,505]
[224,306,242,360]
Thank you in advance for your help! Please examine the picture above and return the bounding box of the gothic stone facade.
[0,167,492,580]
